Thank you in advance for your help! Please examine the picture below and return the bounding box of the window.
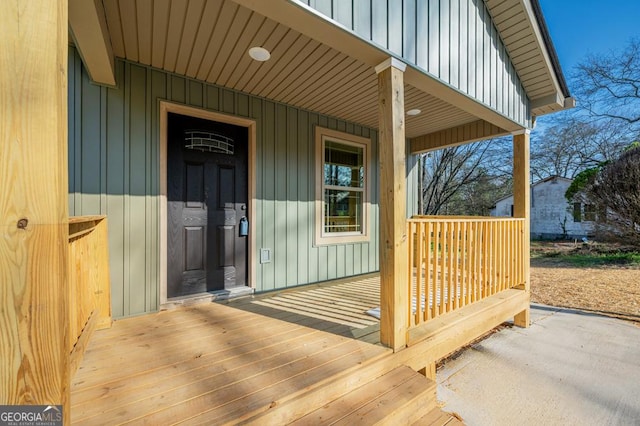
[315,127,370,245]
[584,204,596,222]
[573,202,582,222]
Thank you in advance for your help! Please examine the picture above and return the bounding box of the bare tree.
[572,38,640,125]
[586,146,640,244]
[448,170,512,216]
[420,138,511,215]
[530,116,632,181]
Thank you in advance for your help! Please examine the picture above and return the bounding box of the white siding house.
[492,176,594,239]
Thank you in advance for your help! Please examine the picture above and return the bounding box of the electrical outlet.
[260,248,271,264]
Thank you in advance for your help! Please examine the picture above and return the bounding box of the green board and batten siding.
[68,47,388,319]
[406,154,419,217]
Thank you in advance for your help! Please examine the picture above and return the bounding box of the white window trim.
[315,126,371,246]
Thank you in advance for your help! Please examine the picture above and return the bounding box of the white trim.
[314,126,371,246]
[564,96,576,108]
[159,101,257,305]
[69,0,116,86]
[519,0,565,103]
[375,57,407,74]
[511,128,531,136]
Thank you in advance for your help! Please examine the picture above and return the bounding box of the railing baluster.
[408,221,415,327]
[516,220,521,286]
[471,221,477,303]
[497,222,502,292]
[445,222,454,312]
[406,217,526,332]
[434,221,440,318]
[461,221,467,308]
[505,221,510,290]
[504,221,508,290]
[482,221,488,298]
[425,222,432,322]
[509,221,514,289]
[488,223,491,295]
[491,222,501,294]
[440,222,447,315]
[453,222,460,310]
[415,222,423,327]
[519,220,524,286]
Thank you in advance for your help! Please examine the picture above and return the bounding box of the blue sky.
[539,0,640,80]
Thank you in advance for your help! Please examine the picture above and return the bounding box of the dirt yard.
[530,242,640,321]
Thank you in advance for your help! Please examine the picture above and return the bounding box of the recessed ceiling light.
[248,46,271,62]
[406,109,421,116]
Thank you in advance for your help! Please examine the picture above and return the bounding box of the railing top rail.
[69,215,107,241]
[69,215,107,224]
[408,215,524,223]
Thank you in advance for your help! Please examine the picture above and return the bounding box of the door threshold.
[161,286,254,311]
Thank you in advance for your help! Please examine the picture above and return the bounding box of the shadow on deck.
[224,274,383,345]
[70,274,472,425]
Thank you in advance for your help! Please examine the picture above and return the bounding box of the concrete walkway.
[437,304,640,425]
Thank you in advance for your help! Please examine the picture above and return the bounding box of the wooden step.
[289,365,437,425]
[413,408,465,426]
[241,348,396,425]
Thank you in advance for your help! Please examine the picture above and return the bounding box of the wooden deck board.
[289,365,419,425]
[272,291,378,316]
[160,343,388,425]
[331,373,433,425]
[251,299,375,328]
[234,298,381,339]
[73,318,307,386]
[228,275,382,343]
[70,279,387,425]
[75,336,379,424]
[70,275,519,424]
[71,326,323,408]
[414,408,465,426]
[76,311,293,365]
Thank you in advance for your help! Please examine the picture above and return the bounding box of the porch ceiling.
[97,0,478,139]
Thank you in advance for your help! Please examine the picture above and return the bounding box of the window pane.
[573,202,582,222]
[324,140,363,188]
[324,189,362,233]
[584,204,596,221]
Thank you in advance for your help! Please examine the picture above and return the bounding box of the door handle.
[239,217,249,237]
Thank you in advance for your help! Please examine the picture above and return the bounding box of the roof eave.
[527,0,573,115]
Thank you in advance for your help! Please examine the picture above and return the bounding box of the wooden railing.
[68,215,112,376]
[407,216,525,329]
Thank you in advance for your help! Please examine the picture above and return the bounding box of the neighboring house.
[2,0,573,420]
[492,176,595,239]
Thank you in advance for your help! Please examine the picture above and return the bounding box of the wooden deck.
[229,274,382,344]
[71,296,385,423]
[71,275,479,425]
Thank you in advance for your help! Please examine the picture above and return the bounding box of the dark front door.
[167,112,248,298]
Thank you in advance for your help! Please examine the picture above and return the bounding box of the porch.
[2,0,570,420]
[70,272,525,425]
[65,212,528,423]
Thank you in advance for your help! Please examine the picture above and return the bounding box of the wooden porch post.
[0,0,70,421]
[376,58,409,351]
[513,130,531,327]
